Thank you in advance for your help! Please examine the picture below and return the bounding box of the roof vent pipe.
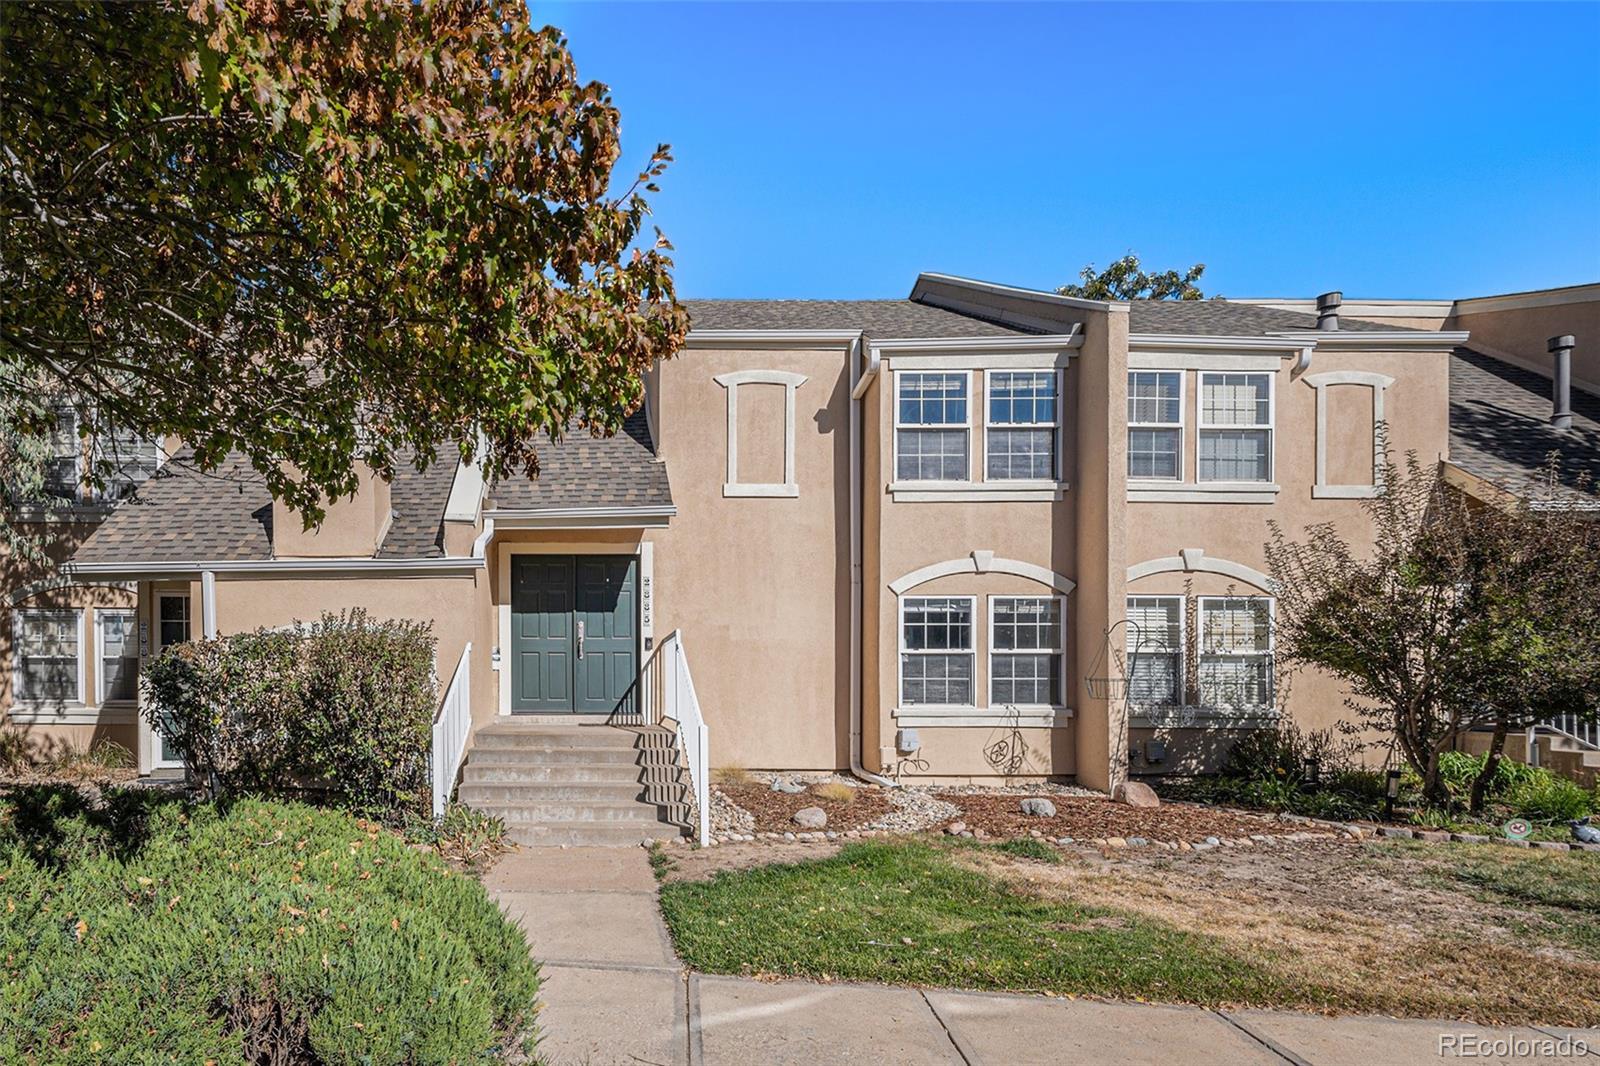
[1315,291,1342,331]
[1549,334,1575,430]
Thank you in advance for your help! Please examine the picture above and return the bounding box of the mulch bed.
[719,783,893,833]
[935,793,1307,842]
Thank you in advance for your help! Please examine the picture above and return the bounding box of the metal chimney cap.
[1316,291,1344,310]
[1549,334,1576,353]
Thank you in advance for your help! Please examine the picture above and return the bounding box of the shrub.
[0,728,30,775]
[810,781,856,805]
[1221,721,1358,787]
[713,765,753,788]
[403,803,512,869]
[141,610,437,820]
[0,793,539,1064]
[42,738,135,778]
[1504,773,1595,823]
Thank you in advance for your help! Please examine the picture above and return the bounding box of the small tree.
[1266,453,1600,808]
[1058,254,1207,301]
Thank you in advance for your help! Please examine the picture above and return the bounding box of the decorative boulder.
[1113,781,1161,808]
[1020,797,1057,818]
[945,821,968,836]
[793,807,828,829]
[770,778,807,794]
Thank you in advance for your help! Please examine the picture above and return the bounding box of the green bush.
[141,609,437,820]
[1504,773,1596,823]
[1221,720,1359,787]
[0,792,538,1064]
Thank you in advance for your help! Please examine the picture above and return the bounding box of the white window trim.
[96,607,138,705]
[1125,594,1186,708]
[896,594,977,711]
[1197,372,1275,484]
[983,368,1064,483]
[1303,370,1395,499]
[44,406,85,503]
[91,433,167,502]
[11,607,86,707]
[1127,369,1185,484]
[713,369,808,498]
[987,594,1067,710]
[892,369,974,486]
[1196,595,1276,710]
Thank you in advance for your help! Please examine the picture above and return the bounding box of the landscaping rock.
[1126,836,1148,847]
[1204,836,1221,846]
[945,821,968,836]
[770,778,807,794]
[1450,833,1490,844]
[1414,830,1449,843]
[1106,836,1127,848]
[1378,827,1415,839]
[1019,798,1057,817]
[1111,781,1161,808]
[1535,840,1570,852]
[793,807,827,829]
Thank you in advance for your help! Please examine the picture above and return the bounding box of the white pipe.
[848,335,896,789]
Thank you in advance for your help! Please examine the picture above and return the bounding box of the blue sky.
[541,2,1600,301]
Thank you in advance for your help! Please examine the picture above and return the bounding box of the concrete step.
[458,781,648,805]
[472,727,643,750]
[458,798,673,823]
[503,820,685,847]
[466,745,647,766]
[462,762,649,785]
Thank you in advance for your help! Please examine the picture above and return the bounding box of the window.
[1126,596,1183,705]
[1198,373,1272,482]
[15,609,82,703]
[1127,372,1182,480]
[96,426,163,501]
[900,596,975,705]
[986,371,1058,481]
[157,594,191,650]
[97,609,138,703]
[896,372,969,481]
[990,597,1063,706]
[44,406,82,501]
[1197,597,1273,708]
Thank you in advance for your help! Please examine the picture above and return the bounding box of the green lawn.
[1406,841,1600,959]
[658,839,1298,1006]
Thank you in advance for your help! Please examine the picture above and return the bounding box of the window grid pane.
[991,653,1059,706]
[989,371,1057,425]
[898,373,968,426]
[1198,428,1270,482]
[896,428,968,481]
[901,653,974,705]
[100,611,139,702]
[986,428,1054,480]
[1128,372,1181,425]
[19,609,78,702]
[1200,373,1270,427]
[1128,427,1181,480]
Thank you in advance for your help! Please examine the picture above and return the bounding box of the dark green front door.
[512,555,637,714]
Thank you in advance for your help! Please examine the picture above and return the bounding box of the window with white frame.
[97,426,164,501]
[990,596,1063,706]
[1127,371,1183,480]
[15,608,82,703]
[97,609,138,702]
[44,406,83,501]
[895,372,969,481]
[1126,596,1183,705]
[986,371,1058,481]
[1198,373,1273,482]
[900,596,975,705]
[1197,596,1273,707]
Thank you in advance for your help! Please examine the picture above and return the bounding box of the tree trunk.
[1469,721,1510,814]
[1421,744,1450,808]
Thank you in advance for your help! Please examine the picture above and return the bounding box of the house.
[4,275,1596,830]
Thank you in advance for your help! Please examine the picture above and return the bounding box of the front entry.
[511,555,638,714]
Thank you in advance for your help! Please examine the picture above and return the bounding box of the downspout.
[848,335,897,788]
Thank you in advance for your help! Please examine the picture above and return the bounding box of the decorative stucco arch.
[6,576,134,607]
[888,550,1076,596]
[1125,548,1274,592]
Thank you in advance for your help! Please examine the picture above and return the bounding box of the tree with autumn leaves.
[1,0,686,550]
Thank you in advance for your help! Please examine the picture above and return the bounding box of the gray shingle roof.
[1128,300,1405,336]
[685,299,1028,338]
[489,409,671,512]
[71,451,458,564]
[1449,348,1600,498]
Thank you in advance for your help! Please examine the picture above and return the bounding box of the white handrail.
[656,629,710,844]
[431,642,472,819]
[1543,712,1600,752]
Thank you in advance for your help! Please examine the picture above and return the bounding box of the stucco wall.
[1449,287,1600,394]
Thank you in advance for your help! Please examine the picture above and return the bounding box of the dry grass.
[810,781,856,805]
[712,765,753,788]
[950,842,1600,1026]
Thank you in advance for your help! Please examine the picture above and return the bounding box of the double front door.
[511,555,639,714]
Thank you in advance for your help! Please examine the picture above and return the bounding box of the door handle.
[576,619,585,660]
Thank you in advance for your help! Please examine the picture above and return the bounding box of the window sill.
[8,503,115,523]
[1128,705,1279,729]
[888,481,1068,503]
[1312,484,1380,500]
[1128,482,1279,504]
[5,702,137,725]
[893,706,1073,728]
[723,483,799,498]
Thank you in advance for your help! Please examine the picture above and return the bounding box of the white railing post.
[431,642,473,820]
[696,721,710,844]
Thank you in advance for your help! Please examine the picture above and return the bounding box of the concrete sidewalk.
[482,847,1595,1066]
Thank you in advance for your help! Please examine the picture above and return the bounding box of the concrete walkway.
[481,847,1595,1066]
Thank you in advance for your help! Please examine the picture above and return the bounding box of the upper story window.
[986,371,1059,481]
[44,406,83,501]
[97,426,164,501]
[14,608,82,703]
[895,372,969,482]
[1127,372,1182,480]
[990,596,1064,706]
[899,595,975,706]
[40,405,162,504]
[1198,373,1273,483]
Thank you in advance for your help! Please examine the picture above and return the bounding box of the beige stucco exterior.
[1447,284,1600,394]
